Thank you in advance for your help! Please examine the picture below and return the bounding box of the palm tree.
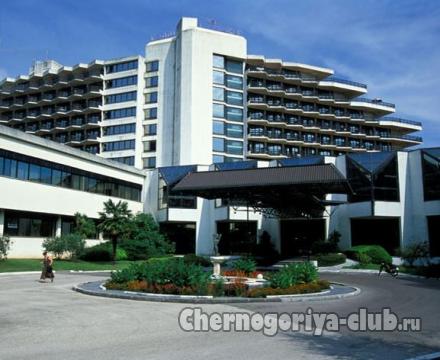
[98,200,132,262]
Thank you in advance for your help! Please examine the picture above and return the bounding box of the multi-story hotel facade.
[0,17,437,259]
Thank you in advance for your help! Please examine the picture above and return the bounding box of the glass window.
[225,74,243,89]
[226,124,243,138]
[213,71,224,85]
[103,123,136,136]
[422,151,440,201]
[225,59,243,74]
[40,166,52,184]
[226,107,243,122]
[105,91,137,104]
[144,123,157,136]
[213,155,224,163]
[106,76,137,88]
[29,164,40,182]
[143,140,156,152]
[146,60,159,72]
[145,92,158,103]
[143,157,156,169]
[52,169,62,186]
[213,121,224,135]
[106,60,138,74]
[146,76,158,88]
[213,87,225,102]
[225,140,243,155]
[213,55,225,69]
[213,103,225,118]
[104,107,136,120]
[213,137,225,152]
[103,140,135,152]
[16,161,29,180]
[226,90,243,106]
[145,108,157,119]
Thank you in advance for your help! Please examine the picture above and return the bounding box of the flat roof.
[0,125,145,177]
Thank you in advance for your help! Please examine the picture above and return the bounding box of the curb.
[318,268,440,280]
[72,281,360,304]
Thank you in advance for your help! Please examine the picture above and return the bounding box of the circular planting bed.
[73,258,360,303]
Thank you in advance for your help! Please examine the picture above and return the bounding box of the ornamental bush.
[80,242,128,262]
[314,253,346,267]
[267,261,318,289]
[232,257,257,274]
[0,235,12,260]
[346,245,392,265]
[43,234,85,259]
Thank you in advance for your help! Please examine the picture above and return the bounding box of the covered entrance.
[280,219,326,257]
[216,220,258,255]
[350,217,400,254]
[159,222,196,254]
[172,162,351,255]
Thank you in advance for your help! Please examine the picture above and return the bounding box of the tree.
[121,213,174,260]
[98,200,132,262]
[73,212,96,239]
[0,235,12,260]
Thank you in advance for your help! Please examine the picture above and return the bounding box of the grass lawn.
[0,259,146,273]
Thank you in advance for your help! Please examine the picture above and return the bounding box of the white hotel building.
[0,18,438,258]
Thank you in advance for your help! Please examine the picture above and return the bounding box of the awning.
[158,165,197,186]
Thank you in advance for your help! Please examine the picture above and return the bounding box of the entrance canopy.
[172,164,351,218]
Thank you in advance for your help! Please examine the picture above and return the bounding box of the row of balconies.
[248,110,364,123]
[35,129,100,144]
[246,65,368,89]
[0,101,102,121]
[0,84,102,107]
[247,128,422,144]
[248,95,395,111]
[10,115,101,133]
[0,72,103,95]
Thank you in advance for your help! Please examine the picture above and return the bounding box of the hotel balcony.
[378,117,422,132]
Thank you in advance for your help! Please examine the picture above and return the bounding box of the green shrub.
[43,234,85,259]
[232,257,257,274]
[0,235,12,260]
[315,253,346,267]
[183,254,211,267]
[346,245,392,265]
[80,242,127,262]
[121,213,174,260]
[356,252,372,265]
[268,262,318,289]
[109,258,210,294]
[401,242,430,266]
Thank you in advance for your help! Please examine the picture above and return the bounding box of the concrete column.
[0,210,4,237]
[55,216,62,237]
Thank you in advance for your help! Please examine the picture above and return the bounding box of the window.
[225,124,243,138]
[4,210,56,237]
[106,60,138,73]
[146,76,159,88]
[213,55,225,69]
[144,123,157,136]
[103,123,136,136]
[145,107,157,119]
[225,74,243,89]
[103,140,135,152]
[213,87,225,102]
[0,149,141,201]
[143,157,156,169]
[106,76,137,88]
[225,59,243,74]
[213,121,224,135]
[213,71,224,85]
[226,91,243,106]
[104,107,136,119]
[225,107,243,122]
[213,155,224,163]
[422,150,440,201]
[143,140,156,152]
[105,91,137,104]
[145,92,158,103]
[213,103,225,118]
[112,156,135,166]
[225,140,243,155]
[146,60,159,72]
[213,137,225,152]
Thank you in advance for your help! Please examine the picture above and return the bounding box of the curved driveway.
[0,272,439,360]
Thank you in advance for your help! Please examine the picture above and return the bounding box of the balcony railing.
[379,117,422,127]
[323,77,367,89]
[352,97,395,108]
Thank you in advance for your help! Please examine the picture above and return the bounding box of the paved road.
[0,272,439,360]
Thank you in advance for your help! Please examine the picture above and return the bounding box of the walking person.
[40,251,55,283]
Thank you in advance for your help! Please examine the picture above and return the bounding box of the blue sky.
[0,0,438,146]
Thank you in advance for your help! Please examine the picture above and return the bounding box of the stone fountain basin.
[221,276,269,289]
